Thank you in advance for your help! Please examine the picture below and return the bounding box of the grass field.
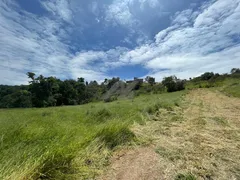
[1,77,239,180]
[218,78,240,97]
[0,91,185,179]
[186,77,240,98]
[101,89,240,180]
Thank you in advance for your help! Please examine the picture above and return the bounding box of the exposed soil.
[98,147,163,180]
[99,89,240,180]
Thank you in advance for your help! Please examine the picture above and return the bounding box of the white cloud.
[118,0,240,79]
[148,46,240,80]
[40,0,73,23]
[105,0,137,27]
[0,1,69,80]
[0,0,240,85]
[69,47,129,80]
[0,0,109,85]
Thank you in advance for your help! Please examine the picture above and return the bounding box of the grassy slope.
[0,91,185,179]
[132,89,240,180]
[218,78,240,97]
[186,77,240,97]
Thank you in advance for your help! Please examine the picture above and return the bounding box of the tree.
[231,68,240,74]
[145,76,155,86]
[162,76,177,92]
[105,77,120,90]
[27,72,35,82]
[0,89,32,108]
[162,76,185,92]
[200,72,214,80]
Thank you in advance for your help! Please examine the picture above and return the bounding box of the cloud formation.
[0,0,239,85]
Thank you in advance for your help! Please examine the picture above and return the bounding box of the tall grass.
[0,91,185,179]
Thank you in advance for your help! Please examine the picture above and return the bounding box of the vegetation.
[145,76,155,86]
[0,91,184,179]
[1,68,238,108]
[132,88,240,180]
[0,68,239,179]
[186,68,240,97]
[162,76,185,92]
[0,73,183,108]
[175,173,196,180]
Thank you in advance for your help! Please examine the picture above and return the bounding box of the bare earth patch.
[99,147,163,180]
[99,89,240,180]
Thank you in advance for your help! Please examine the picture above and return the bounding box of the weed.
[35,152,75,179]
[170,115,183,122]
[144,102,174,114]
[41,111,52,117]
[212,117,228,126]
[174,101,180,107]
[145,103,160,114]
[175,173,196,180]
[88,108,112,123]
[193,117,207,127]
[95,123,135,149]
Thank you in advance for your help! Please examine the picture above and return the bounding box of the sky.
[0,0,239,85]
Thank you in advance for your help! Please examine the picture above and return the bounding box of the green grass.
[220,80,240,97]
[186,77,240,97]
[0,91,185,179]
[212,117,228,126]
[175,173,196,180]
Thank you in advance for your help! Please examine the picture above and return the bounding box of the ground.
[99,89,240,180]
[1,88,239,179]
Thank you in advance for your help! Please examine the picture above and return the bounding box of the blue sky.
[0,0,239,85]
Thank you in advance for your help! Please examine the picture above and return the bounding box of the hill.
[0,71,239,179]
[0,91,184,179]
[102,80,141,101]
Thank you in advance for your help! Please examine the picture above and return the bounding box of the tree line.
[0,68,239,108]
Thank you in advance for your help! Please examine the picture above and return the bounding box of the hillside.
[0,76,239,179]
[102,80,141,101]
[0,91,184,179]
[100,89,240,180]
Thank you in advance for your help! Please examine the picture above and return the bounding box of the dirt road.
[99,89,240,180]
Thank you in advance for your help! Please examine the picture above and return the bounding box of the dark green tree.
[200,72,214,80]
[162,76,185,92]
[145,76,155,86]
[231,68,240,74]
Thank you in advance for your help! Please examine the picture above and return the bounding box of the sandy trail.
[99,89,240,180]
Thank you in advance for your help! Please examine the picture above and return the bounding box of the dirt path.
[99,89,240,180]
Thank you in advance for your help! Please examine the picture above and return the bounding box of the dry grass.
[131,89,240,180]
